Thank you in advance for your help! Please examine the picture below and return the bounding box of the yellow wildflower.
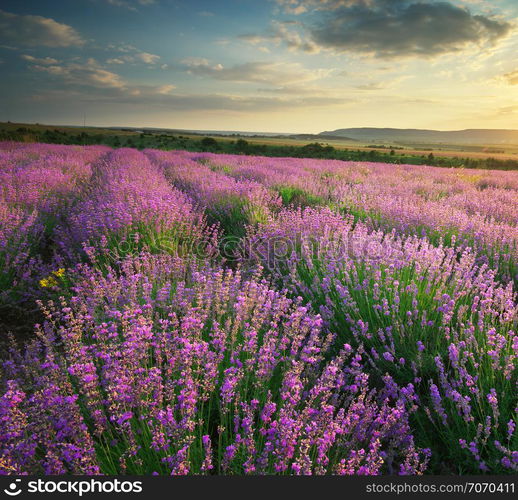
[53,268,66,278]
[39,268,65,288]
[0,456,17,473]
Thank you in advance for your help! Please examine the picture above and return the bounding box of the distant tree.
[200,137,220,149]
[235,138,249,151]
[300,143,325,156]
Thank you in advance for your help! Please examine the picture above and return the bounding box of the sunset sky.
[1,0,517,133]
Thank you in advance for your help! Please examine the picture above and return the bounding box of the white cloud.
[29,58,127,89]
[182,59,329,86]
[135,52,160,64]
[25,56,179,99]
[107,43,136,53]
[105,44,160,65]
[239,21,320,54]
[275,0,309,15]
[31,87,348,114]
[181,57,210,66]
[353,78,406,91]
[0,9,84,47]
[156,84,176,95]
[21,54,60,65]
[103,0,156,11]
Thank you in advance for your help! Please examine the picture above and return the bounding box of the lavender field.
[0,141,516,476]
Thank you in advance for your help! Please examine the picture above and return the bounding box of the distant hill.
[288,133,357,142]
[318,128,518,145]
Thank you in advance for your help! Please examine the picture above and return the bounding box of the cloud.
[275,0,312,15]
[239,34,266,45]
[0,10,84,47]
[275,0,396,14]
[239,21,320,53]
[181,57,210,66]
[105,45,160,65]
[273,21,320,53]
[268,1,513,58]
[503,69,518,85]
[155,84,176,95]
[28,58,127,89]
[103,0,155,10]
[32,86,347,113]
[24,56,178,99]
[495,105,518,115]
[353,82,389,91]
[352,75,409,90]
[107,43,136,53]
[182,59,329,85]
[21,54,60,65]
[135,52,160,64]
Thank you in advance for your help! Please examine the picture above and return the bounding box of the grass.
[276,186,325,208]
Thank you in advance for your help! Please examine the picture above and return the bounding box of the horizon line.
[3,120,518,136]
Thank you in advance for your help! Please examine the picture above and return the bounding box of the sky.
[1,0,517,133]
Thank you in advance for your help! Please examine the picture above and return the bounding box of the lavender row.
[0,143,109,328]
[56,148,218,265]
[145,149,281,240]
